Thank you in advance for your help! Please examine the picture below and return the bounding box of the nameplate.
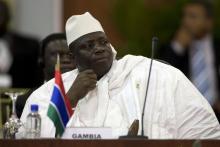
[62,127,113,139]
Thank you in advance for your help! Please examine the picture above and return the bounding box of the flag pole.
[56,54,60,70]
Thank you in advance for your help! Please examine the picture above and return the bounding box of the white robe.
[20,55,220,139]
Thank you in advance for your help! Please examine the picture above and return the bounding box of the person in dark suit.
[16,33,76,118]
[158,0,220,120]
[0,1,42,88]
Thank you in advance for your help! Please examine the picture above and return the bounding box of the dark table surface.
[0,139,220,147]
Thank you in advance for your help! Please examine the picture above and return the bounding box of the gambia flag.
[47,55,73,137]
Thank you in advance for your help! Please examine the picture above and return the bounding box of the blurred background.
[3,0,220,57]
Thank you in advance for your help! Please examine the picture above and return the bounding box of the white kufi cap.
[65,12,117,58]
[65,12,104,46]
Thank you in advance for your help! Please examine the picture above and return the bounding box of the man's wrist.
[67,86,80,107]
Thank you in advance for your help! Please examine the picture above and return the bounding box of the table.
[0,139,220,147]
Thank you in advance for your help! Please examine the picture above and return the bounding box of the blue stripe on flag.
[51,85,69,126]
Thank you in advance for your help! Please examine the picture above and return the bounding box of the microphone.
[141,37,158,136]
[119,37,158,139]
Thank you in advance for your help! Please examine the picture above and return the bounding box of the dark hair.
[39,33,66,67]
[187,0,214,17]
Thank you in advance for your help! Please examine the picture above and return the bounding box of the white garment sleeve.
[174,70,220,139]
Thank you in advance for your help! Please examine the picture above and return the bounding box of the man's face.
[70,31,113,79]
[44,39,76,80]
[182,4,213,38]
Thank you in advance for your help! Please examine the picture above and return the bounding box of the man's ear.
[69,51,76,62]
[74,57,80,70]
[207,18,214,31]
[71,53,80,70]
[38,56,45,69]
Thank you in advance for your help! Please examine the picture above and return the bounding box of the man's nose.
[94,45,105,55]
[60,54,71,63]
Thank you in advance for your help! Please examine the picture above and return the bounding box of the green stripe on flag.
[47,104,65,137]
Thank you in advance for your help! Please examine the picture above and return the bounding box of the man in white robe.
[20,12,220,139]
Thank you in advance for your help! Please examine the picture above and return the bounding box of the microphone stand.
[119,37,158,140]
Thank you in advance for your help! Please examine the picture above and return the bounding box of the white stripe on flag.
[54,83,71,117]
[49,101,65,129]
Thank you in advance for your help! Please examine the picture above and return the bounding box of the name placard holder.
[62,127,113,139]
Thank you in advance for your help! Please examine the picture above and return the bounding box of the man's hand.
[67,69,97,106]
[174,26,193,48]
[127,119,139,136]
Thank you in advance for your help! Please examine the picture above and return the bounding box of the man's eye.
[50,52,57,56]
[101,40,108,45]
[88,43,94,48]
[79,44,87,50]
[68,52,73,56]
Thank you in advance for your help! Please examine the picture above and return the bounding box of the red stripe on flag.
[55,69,73,117]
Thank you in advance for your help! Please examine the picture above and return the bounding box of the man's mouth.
[60,64,75,72]
[94,57,108,63]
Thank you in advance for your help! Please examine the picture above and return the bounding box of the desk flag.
[47,54,73,137]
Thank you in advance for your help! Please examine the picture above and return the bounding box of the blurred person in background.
[39,33,76,81]
[16,33,76,118]
[158,0,220,120]
[0,0,41,88]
